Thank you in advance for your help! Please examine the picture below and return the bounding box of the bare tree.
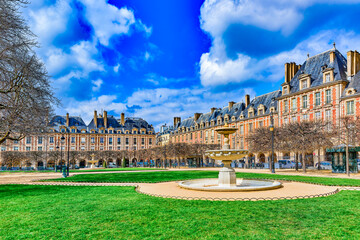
[281,120,334,173]
[336,116,360,176]
[0,0,58,144]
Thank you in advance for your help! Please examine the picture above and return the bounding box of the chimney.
[347,50,360,78]
[330,51,335,63]
[173,117,181,127]
[245,94,250,107]
[103,110,107,128]
[94,110,97,128]
[228,101,235,109]
[194,113,201,122]
[284,63,290,83]
[121,113,125,125]
[66,113,69,127]
[285,62,300,83]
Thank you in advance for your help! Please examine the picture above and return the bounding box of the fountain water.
[178,124,282,191]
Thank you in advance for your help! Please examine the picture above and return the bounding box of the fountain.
[88,154,98,169]
[178,124,282,191]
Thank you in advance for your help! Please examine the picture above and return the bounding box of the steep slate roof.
[48,115,154,134]
[241,91,281,118]
[288,49,347,93]
[343,70,360,95]
[49,116,86,128]
[173,90,281,131]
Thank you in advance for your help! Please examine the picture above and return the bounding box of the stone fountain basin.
[205,150,248,160]
[178,178,282,192]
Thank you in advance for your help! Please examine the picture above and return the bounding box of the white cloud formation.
[57,85,254,130]
[79,0,151,46]
[91,79,103,92]
[64,95,127,123]
[199,0,360,87]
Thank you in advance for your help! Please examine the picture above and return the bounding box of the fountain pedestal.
[218,160,236,187]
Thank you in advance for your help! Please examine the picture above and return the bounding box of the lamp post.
[60,136,64,171]
[61,134,70,177]
[269,111,275,173]
[55,145,59,172]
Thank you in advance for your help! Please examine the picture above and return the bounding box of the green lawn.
[70,167,166,172]
[0,184,359,239]
[0,167,165,174]
[47,170,360,186]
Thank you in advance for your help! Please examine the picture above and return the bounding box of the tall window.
[141,138,145,145]
[325,110,331,120]
[117,138,121,144]
[292,116,297,122]
[259,121,263,127]
[325,89,331,104]
[71,128,75,133]
[302,95,308,109]
[240,137,244,149]
[38,137,43,144]
[126,138,129,145]
[240,125,244,134]
[292,98,297,111]
[26,147,31,151]
[26,137,31,144]
[302,114,309,121]
[109,137,113,144]
[149,139,152,145]
[49,137,54,143]
[91,137,95,143]
[133,138,137,144]
[284,100,289,112]
[315,92,321,106]
[284,118,289,124]
[248,123,253,132]
[81,137,85,143]
[71,137,75,143]
[347,101,355,115]
[315,111,321,120]
[100,137,104,143]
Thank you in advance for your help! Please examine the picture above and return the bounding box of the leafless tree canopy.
[0,0,58,144]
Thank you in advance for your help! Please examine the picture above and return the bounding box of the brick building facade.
[169,46,360,165]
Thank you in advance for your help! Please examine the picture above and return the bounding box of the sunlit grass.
[0,184,360,239]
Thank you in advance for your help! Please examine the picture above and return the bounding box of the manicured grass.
[0,184,360,239]
[0,167,165,174]
[47,170,360,186]
[70,167,166,172]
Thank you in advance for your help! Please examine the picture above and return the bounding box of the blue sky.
[23,0,360,130]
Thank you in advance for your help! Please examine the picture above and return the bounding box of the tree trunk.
[302,153,306,173]
[295,153,299,171]
[346,138,350,177]
[317,149,321,171]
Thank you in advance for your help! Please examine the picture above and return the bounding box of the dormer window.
[71,128,76,133]
[301,79,308,89]
[258,109,263,115]
[81,129,86,133]
[283,86,288,94]
[322,68,334,83]
[299,74,311,90]
[346,88,356,95]
[325,73,330,83]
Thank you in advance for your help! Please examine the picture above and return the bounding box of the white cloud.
[27,0,72,47]
[63,95,127,124]
[113,64,121,73]
[79,0,151,46]
[199,0,360,87]
[91,79,103,92]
